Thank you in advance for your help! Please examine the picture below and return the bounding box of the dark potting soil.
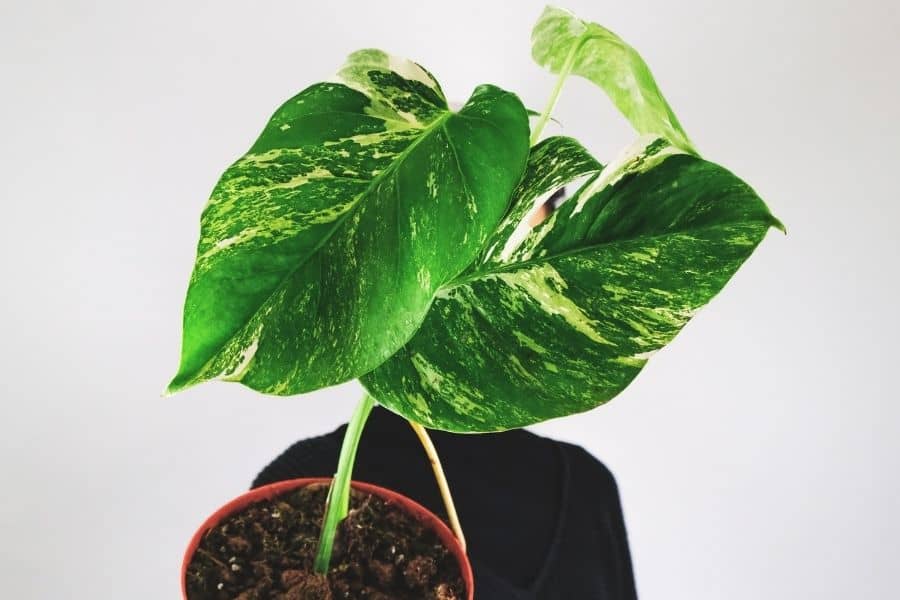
[185,483,465,600]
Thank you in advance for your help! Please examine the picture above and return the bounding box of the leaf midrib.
[442,218,770,293]
[185,109,466,385]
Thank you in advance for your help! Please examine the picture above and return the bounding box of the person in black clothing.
[253,407,638,600]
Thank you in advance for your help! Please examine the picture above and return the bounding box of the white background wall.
[2,0,898,597]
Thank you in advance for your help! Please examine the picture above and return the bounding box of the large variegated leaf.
[531,6,697,154]
[361,136,782,431]
[168,49,529,395]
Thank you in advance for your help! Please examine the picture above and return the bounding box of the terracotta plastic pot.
[182,477,474,599]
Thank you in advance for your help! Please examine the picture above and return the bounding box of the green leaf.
[531,5,697,154]
[361,135,781,432]
[168,49,530,395]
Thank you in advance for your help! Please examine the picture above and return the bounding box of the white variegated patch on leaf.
[361,135,782,431]
[168,49,530,395]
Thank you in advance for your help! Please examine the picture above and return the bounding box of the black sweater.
[253,408,638,599]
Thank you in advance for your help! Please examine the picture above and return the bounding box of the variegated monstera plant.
[170,6,781,572]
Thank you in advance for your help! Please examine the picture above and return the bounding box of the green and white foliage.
[362,135,782,431]
[170,7,780,440]
[168,50,530,395]
[531,6,697,154]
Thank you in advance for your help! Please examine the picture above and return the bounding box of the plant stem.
[408,420,467,552]
[530,36,585,146]
[314,393,375,574]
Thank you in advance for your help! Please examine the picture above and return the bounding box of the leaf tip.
[770,214,787,235]
[164,371,196,397]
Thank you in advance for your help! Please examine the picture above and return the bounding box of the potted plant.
[169,6,782,599]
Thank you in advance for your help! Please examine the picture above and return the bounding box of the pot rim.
[181,477,474,600]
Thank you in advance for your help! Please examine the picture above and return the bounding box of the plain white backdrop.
[2,0,898,597]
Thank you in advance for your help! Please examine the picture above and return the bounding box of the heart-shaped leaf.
[168,49,529,395]
[361,135,782,431]
[532,5,697,154]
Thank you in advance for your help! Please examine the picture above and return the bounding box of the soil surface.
[185,483,465,599]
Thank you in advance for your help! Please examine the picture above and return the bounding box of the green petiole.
[313,393,375,574]
[529,33,585,145]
